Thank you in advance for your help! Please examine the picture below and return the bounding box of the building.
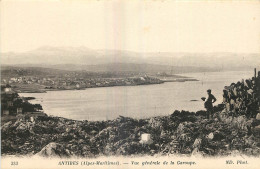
[17,108,23,114]
[1,84,12,93]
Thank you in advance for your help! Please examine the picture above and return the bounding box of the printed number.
[11,161,18,165]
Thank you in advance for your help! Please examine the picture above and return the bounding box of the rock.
[36,142,70,158]
[192,138,202,149]
[16,123,27,131]
[232,115,247,130]
[206,133,214,140]
[256,113,260,120]
[160,130,167,138]
[12,120,22,128]
[139,133,153,144]
[65,127,70,132]
[98,129,108,137]
[90,130,98,135]
[247,89,253,95]
[225,103,231,111]
[1,121,13,131]
[30,117,35,122]
[191,148,203,157]
[149,117,162,129]
[176,123,185,134]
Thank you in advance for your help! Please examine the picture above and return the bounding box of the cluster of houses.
[2,75,162,91]
[2,76,55,86]
[1,84,21,116]
[1,84,44,119]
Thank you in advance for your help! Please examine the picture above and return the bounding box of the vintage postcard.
[1,0,260,169]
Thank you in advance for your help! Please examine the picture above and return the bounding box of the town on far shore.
[1,66,197,93]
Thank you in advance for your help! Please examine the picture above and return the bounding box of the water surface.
[20,71,253,121]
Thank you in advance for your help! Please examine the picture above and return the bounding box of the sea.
[19,71,253,121]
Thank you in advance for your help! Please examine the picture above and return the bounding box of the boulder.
[192,138,202,149]
[247,89,254,95]
[139,133,153,144]
[191,148,203,157]
[256,113,260,120]
[36,142,70,158]
[206,133,214,140]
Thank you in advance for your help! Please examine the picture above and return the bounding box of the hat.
[201,97,206,101]
[207,89,211,92]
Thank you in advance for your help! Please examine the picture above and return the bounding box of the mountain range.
[1,46,259,73]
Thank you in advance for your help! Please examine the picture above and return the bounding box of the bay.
[19,71,253,121]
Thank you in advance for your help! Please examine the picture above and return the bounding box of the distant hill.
[39,63,218,73]
[1,46,259,72]
[1,63,217,77]
[1,66,68,78]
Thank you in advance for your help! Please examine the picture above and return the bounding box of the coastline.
[1,74,260,158]
[15,78,198,93]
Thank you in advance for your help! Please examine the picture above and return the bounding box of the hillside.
[1,47,259,71]
[1,66,67,78]
[1,63,217,77]
[29,63,217,73]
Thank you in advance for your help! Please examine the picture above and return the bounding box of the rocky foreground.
[1,109,260,158]
[1,74,260,158]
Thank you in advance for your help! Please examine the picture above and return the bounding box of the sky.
[1,0,260,53]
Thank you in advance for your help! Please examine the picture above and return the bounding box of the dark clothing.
[204,94,216,109]
[204,93,216,119]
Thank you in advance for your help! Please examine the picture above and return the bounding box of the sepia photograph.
[1,0,260,169]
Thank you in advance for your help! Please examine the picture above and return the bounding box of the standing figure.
[204,89,217,119]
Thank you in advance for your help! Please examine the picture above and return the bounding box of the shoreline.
[1,73,259,158]
[16,78,198,93]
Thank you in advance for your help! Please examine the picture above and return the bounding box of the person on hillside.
[203,89,217,119]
